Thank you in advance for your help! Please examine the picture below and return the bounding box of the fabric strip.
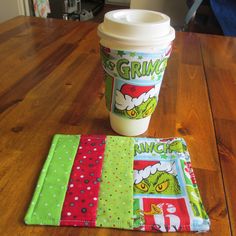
[24,135,81,225]
[132,137,210,232]
[96,136,134,229]
[60,135,106,226]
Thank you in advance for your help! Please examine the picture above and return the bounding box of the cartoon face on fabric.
[114,84,158,119]
[169,141,187,153]
[134,161,181,195]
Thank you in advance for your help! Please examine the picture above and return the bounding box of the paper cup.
[98,9,175,136]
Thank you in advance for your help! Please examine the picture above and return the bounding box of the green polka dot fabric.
[25,135,81,225]
[25,135,210,232]
[96,136,134,229]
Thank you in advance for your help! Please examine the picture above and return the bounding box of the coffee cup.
[98,9,175,136]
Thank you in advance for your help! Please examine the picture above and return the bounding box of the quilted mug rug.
[25,135,210,232]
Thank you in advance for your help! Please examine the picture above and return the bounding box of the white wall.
[0,0,21,22]
[0,0,31,22]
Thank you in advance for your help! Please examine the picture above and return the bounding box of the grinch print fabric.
[133,138,210,232]
[25,135,210,232]
[100,45,172,120]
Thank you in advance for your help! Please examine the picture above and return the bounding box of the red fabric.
[134,160,159,170]
[143,198,190,232]
[60,135,106,226]
[120,84,155,98]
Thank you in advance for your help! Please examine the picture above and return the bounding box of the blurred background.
[1,0,234,36]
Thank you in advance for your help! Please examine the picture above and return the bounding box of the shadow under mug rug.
[25,134,210,232]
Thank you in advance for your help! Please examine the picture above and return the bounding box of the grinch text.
[116,58,167,80]
[134,141,186,156]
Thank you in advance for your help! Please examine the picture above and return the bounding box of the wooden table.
[0,16,235,236]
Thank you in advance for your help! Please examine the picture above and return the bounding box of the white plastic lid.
[98,9,175,46]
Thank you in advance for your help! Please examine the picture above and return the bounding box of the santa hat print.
[115,84,159,111]
[134,161,177,184]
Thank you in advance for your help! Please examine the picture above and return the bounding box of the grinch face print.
[114,84,159,119]
[100,46,173,122]
[133,162,181,195]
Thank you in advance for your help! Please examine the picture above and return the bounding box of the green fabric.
[96,136,134,229]
[133,198,143,228]
[104,72,113,111]
[25,134,80,225]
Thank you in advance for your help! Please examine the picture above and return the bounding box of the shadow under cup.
[100,44,173,136]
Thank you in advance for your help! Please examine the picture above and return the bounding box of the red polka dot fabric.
[60,135,106,226]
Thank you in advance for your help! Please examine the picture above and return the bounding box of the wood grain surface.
[199,34,236,235]
[0,16,234,236]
